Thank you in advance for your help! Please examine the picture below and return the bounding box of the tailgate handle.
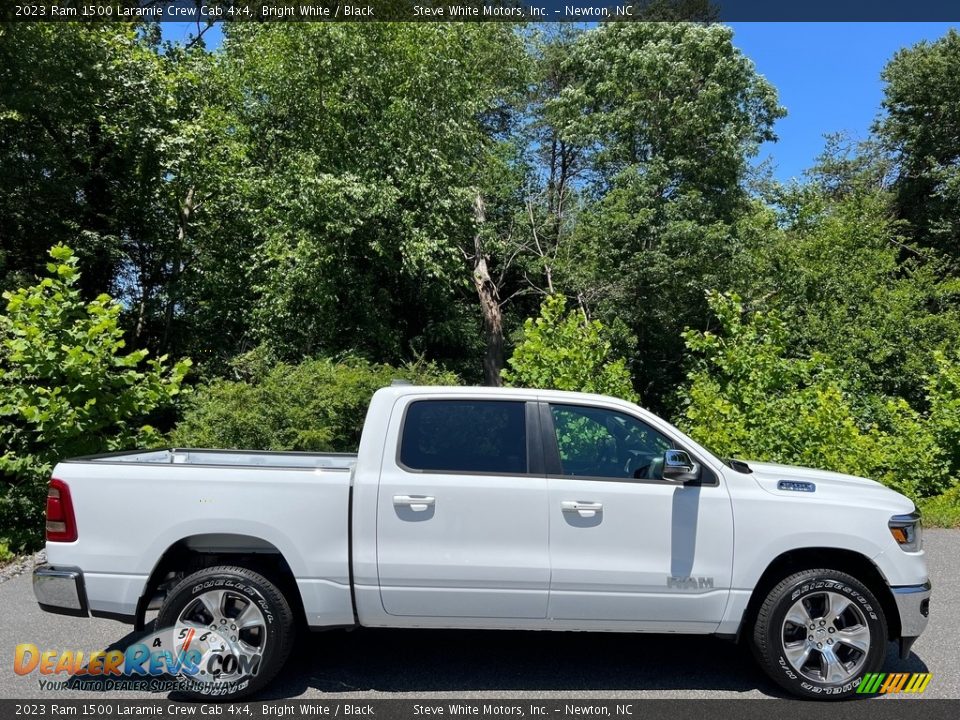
[393,495,436,512]
[561,500,603,517]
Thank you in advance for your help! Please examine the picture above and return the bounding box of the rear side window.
[399,400,527,474]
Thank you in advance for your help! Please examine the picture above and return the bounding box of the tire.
[156,565,294,701]
[751,568,887,699]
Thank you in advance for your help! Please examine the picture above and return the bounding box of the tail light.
[45,478,77,542]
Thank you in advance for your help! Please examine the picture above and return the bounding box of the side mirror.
[662,449,699,483]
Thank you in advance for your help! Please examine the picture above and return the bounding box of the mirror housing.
[662,449,699,483]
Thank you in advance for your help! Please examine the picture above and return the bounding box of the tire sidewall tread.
[751,568,887,700]
[156,565,295,701]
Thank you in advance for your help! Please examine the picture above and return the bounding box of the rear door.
[376,396,550,618]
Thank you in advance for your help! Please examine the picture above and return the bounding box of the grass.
[0,541,14,565]
[918,485,960,528]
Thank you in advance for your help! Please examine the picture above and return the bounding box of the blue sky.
[730,23,958,181]
[163,22,958,182]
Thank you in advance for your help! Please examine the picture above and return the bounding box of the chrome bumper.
[33,565,88,618]
[892,580,931,658]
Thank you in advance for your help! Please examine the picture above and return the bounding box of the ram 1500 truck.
[33,385,930,699]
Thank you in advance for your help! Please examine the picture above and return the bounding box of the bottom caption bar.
[5,700,960,720]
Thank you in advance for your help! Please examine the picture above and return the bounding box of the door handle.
[561,500,603,518]
[393,495,436,512]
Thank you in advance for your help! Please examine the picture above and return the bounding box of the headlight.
[889,511,923,552]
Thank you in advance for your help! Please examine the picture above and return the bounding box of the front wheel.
[751,569,887,699]
[156,565,294,700]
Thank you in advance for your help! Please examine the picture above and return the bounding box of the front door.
[377,397,550,618]
[543,402,734,628]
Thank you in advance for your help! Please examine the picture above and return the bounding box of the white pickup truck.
[34,385,929,699]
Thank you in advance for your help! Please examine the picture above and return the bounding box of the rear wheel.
[156,565,294,700]
[751,568,887,699]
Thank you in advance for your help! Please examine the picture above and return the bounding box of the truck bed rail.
[63,448,357,470]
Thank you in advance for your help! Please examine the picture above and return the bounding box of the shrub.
[171,353,458,452]
[918,485,960,528]
[502,294,638,402]
[928,350,960,478]
[0,246,190,552]
[678,291,950,500]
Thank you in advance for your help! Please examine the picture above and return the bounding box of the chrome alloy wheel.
[175,589,266,681]
[780,590,871,684]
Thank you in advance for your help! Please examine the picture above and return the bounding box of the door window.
[550,404,673,480]
[400,400,527,474]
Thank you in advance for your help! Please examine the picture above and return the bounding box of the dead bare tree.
[462,192,504,386]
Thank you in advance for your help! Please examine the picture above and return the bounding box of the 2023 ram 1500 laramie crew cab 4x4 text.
[33,385,930,699]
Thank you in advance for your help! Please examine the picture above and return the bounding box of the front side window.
[550,404,674,480]
[400,400,527,474]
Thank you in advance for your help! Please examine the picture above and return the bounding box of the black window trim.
[394,398,545,477]
[539,401,718,487]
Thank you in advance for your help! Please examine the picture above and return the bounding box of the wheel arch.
[738,547,900,642]
[135,533,307,631]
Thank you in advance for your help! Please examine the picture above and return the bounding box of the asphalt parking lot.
[1,530,956,700]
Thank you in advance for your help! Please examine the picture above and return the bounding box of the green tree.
[0,23,165,297]
[122,39,259,369]
[222,24,527,380]
[0,246,191,551]
[0,24,251,371]
[541,23,784,409]
[503,294,638,402]
[738,173,960,407]
[679,291,950,501]
[878,29,960,261]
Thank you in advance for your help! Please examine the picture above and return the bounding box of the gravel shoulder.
[0,550,44,586]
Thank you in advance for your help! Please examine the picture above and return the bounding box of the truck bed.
[48,446,356,627]
[66,447,357,470]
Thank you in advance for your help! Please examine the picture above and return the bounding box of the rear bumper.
[33,565,88,618]
[892,580,931,658]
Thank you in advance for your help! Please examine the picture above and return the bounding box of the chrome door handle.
[561,500,603,517]
[393,495,435,512]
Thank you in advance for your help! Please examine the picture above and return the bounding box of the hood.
[740,459,914,513]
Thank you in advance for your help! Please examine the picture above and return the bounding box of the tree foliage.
[739,175,960,406]
[679,292,950,501]
[879,29,960,261]
[503,294,638,402]
[171,351,457,453]
[0,23,255,370]
[0,246,190,551]
[7,22,960,550]
[222,24,528,371]
[0,24,176,298]
[541,23,784,409]
[928,350,960,478]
